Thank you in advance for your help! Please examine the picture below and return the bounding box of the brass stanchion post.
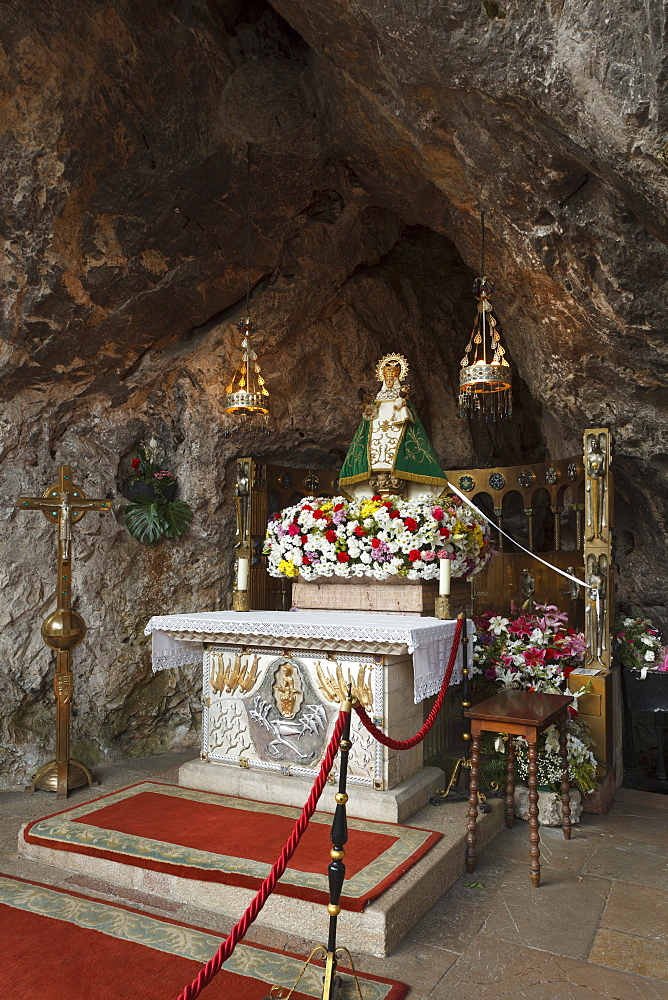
[431,613,492,811]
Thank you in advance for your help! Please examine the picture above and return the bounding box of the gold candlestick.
[18,465,112,798]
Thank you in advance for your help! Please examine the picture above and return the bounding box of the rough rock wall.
[1,0,666,786]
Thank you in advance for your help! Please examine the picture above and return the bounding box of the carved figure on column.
[585,433,607,542]
[585,553,608,664]
[521,567,536,612]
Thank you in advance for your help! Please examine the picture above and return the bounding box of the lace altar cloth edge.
[145,611,474,704]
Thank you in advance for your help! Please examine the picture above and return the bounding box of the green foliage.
[124,495,193,544]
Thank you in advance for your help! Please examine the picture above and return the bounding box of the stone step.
[19,793,504,957]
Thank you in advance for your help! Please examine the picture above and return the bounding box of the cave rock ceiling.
[0,0,666,784]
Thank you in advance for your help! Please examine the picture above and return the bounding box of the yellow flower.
[359,499,382,519]
[278,559,299,578]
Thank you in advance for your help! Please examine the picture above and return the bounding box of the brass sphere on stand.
[41,610,87,650]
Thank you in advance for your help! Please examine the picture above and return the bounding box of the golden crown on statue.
[375,352,409,382]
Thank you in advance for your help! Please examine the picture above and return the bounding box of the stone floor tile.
[410,853,517,953]
[584,803,668,847]
[479,864,611,959]
[601,881,668,941]
[430,934,668,1000]
[582,837,668,891]
[615,787,668,811]
[489,817,605,873]
[589,928,668,981]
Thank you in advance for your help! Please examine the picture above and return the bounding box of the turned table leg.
[527,738,541,887]
[505,737,515,828]
[466,734,481,873]
[559,714,572,841]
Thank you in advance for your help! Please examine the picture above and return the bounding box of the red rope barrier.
[173,709,348,1000]
[355,616,464,749]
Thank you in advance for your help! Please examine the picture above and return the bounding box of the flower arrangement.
[123,440,193,544]
[614,614,668,672]
[471,604,599,795]
[129,441,176,488]
[471,605,588,695]
[263,494,492,582]
[505,724,598,795]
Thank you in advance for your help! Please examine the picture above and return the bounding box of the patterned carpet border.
[0,874,408,1000]
[23,782,441,911]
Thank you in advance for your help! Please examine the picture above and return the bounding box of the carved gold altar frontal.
[202,646,385,788]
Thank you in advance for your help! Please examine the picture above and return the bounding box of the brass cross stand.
[18,465,112,798]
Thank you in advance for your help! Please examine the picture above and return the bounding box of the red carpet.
[0,874,408,1000]
[23,782,441,911]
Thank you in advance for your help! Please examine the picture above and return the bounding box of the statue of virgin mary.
[339,353,448,499]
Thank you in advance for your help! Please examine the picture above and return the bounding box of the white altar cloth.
[145,610,473,703]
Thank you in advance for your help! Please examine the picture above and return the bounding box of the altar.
[147,610,471,822]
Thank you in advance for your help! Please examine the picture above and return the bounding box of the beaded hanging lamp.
[458,211,512,421]
[225,146,270,425]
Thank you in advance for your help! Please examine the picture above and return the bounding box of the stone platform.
[19,787,504,957]
[179,759,445,823]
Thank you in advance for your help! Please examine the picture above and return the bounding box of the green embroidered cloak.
[339,402,448,488]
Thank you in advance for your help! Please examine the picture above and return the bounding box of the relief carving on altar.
[208,701,253,757]
[210,651,260,695]
[246,657,334,764]
[314,660,373,708]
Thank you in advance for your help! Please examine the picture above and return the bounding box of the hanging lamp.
[458,211,512,421]
[224,145,270,430]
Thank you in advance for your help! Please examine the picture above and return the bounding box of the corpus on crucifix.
[18,464,112,798]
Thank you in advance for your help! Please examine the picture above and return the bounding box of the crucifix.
[18,464,112,798]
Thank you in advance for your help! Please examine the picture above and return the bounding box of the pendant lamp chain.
[224,143,270,430]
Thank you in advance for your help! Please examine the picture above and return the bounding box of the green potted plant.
[123,442,193,543]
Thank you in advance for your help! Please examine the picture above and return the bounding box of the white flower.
[645,650,656,662]
[488,616,510,636]
[641,636,653,645]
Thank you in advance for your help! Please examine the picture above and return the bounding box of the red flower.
[313,509,326,519]
[325,529,337,543]
[371,538,381,548]
[439,526,451,538]
[371,495,383,502]
[302,556,311,565]
[287,523,299,536]
[389,510,400,519]
[568,705,578,717]
[337,552,350,562]
[131,457,141,470]
[403,517,418,531]
[563,665,575,678]
[302,504,313,511]
[408,549,421,562]
[301,535,308,544]
[354,526,367,536]
[334,503,345,511]
[432,506,444,520]
[383,501,394,509]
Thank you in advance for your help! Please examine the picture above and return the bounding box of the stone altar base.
[20,796,503,957]
[178,759,445,824]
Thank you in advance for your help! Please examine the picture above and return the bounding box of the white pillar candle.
[237,556,249,592]
[439,557,451,596]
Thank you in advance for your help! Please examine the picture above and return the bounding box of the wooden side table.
[464,690,574,887]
